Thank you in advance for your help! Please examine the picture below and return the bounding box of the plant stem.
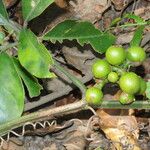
[0,101,86,137]
[97,100,150,109]
[9,21,21,34]
[112,66,125,75]
[0,100,150,137]
[95,79,108,90]
[0,42,18,51]
[106,22,148,32]
[0,14,21,34]
[53,60,87,97]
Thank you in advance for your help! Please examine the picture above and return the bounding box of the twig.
[53,60,87,97]
[97,100,150,109]
[106,22,148,32]
[0,42,18,51]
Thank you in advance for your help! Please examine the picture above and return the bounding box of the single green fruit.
[127,46,146,62]
[108,72,119,83]
[106,45,126,65]
[138,77,147,95]
[119,72,140,94]
[85,87,103,106]
[92,59,111,79]
[119,92,135,104]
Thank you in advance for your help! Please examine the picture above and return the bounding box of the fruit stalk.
[53,60,87,97]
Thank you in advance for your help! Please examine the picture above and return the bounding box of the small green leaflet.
[124,13,145,24]
[22,0,54,22]
[146,82,150,99]
[0,53,24,124]
[44,20,116,53]
[18,29,54,78]
[0,0,8,20]
[13,58,43,98]
[125,13,146,47]
[130,25,145,47]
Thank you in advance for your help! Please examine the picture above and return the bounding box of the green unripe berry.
[108,72,119,83]
[119,92,135,104]
[85,87,103,106]
[119,72,140,94]
[106,46,126,65]
[127,46,146,62]
[92,59,111,79]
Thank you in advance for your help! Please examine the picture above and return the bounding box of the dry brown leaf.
[134,7,150,20]
[96,93,140,150]
[97,108,140,150]
[62,46,94,74]
[3,0,17,8]
[1,139,23,150]
[55,0,68,8]
[111,0,133,11]
[69,0,111,22]
[111,0,125,10]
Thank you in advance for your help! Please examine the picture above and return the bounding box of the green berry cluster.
[85,45,147,106]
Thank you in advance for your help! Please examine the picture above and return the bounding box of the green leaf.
[22,0,54,22]
[18,29,54,78]
[13,58,43,98]
[44,20,116,53]
[130,26,145,47]
[0,53,24,124]
[0,0,8,20]
[146,82,150,99]
[124,13,145,23]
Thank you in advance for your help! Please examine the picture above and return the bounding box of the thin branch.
[106,22,148,32]
[97,100,150,109]
[53,60,87,97]
[0,14,21,34]
[0,42,18,51]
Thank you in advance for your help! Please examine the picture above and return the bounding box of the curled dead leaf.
[96,93,140,150]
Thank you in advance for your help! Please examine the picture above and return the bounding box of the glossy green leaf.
[0,53,24,124]
[130,26,144,47]
[13,58,43,98]
[44,20,116,53]
[124,13,145,23]
[0,0,8,20]
[22,0,54,22]
[146,82,150,99]
[18,29,54,78]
